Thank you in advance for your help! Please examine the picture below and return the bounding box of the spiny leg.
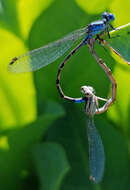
[88,38,117,114]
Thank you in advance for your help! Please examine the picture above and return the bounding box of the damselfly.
[56,39,117,182]
[56,38,117,114]
[82,85,105,183]
[8,12,115,73]
[57,83,107,183]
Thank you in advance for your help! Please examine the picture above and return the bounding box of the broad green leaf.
[76,0,112,14]
[0,0,20,37]
[32,143,70,190]
[46,106,130,189]
[110,0,130,26]
[0,0,130,189]
[0,0,54,39]
[18,0,54,39]
[107,63,130,132]
[0,28,36,128]
[95,117,130,190]
[0,102,65,190]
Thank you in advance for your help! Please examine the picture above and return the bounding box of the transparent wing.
[8,27,86,73]
[103,23,130,64]
[87,117,105,183]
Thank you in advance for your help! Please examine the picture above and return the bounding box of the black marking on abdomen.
[9,57,18,65]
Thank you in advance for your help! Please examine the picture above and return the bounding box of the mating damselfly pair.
[8,12,130,183]
[56,37,117,183]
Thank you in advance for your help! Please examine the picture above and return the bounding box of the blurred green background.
[0,0,130,189]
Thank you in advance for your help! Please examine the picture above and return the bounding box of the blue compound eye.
[102,12,115,22]
[108,13,115,21]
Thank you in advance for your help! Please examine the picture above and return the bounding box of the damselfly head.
[102,12,115,22]
[81,85,95,97]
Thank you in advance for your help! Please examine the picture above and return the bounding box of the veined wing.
[8,27,86,73]
[87,117,105,183]
[102,23,130,64]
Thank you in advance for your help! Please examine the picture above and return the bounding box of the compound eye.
[109,14,115,21]
[102,12,115,22]
[81,87,84,91]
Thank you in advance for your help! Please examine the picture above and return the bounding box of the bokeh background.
[0,0,130,189]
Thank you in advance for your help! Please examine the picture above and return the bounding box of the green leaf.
[0,28,37,128]
[46,107,130,189]
[0,0,20,37]
[76,0,113,14]
[0,101,65,190]
[17,0,54,39]
[0,0,54,39]
[32,143,70,190]
[95,116,130,190]
[1,0,130,189]
[110,0,130,26]
[106,63,130,132]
